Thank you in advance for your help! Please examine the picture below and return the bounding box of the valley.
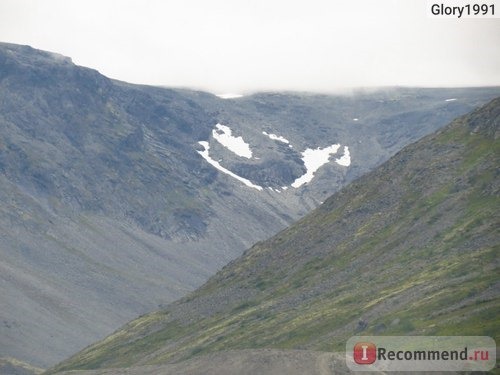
[0,42,498,370]
[47,97,499,374]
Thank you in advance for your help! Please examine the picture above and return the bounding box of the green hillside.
[48,98,500,373]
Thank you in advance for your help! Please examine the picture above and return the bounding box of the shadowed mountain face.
[0,42,499,368]
[47,98,499,374]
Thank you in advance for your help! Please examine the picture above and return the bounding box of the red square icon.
[353,342,377,364]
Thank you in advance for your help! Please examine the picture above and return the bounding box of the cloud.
[0,0,499,93]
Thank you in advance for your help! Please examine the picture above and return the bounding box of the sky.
[0,0,499,94]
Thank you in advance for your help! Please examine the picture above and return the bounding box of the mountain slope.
[53,350,344,375]
[48,97,499,373]
[1,41,499,368]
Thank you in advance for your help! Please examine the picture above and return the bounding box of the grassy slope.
[48,98,500,373]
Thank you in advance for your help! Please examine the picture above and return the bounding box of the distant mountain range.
[47,97,499,375]
[0,42,498,369]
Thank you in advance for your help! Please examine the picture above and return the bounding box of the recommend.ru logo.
[346,336,496,372]
[353,342,377,364]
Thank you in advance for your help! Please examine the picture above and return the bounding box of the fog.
[1,0,499,94]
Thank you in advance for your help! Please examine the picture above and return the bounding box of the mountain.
[47,97,499,374]
[0,358,43,375]
[1,41,499,368]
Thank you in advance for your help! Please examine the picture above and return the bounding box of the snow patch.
[291,144,341,188]
[267,187,281,193]
[197,141,263,191]
[445,98,457,102]
[335,146,351,166]
[212,123,252,158]
[216,93,244,99]
[262,131,290,144]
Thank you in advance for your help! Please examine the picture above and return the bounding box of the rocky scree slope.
[1,41,499,368]
[48,98,500,372]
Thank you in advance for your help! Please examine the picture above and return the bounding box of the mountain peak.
[0,42,73,68]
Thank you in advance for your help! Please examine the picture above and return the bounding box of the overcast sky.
[0,0,499,94]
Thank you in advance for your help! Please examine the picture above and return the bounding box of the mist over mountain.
[0,42,498,368]
[48,97,499,375]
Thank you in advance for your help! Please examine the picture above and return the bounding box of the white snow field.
[197,141,263,191]
[291,144,341,188]
[212,124,253,159]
